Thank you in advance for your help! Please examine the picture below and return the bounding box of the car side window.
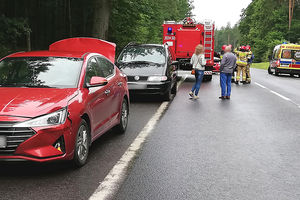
[96,57,115,78]
[86,57,104,83]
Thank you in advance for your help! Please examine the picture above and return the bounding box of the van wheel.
[73,119,90,167]
[268,67,273,74]
[114,99,129,134]
[162,86,172,101]
[171,81,177,95]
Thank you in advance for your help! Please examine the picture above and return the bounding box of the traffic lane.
[251,68,300,105]
[115,75,300,200]
[0,100,161,200]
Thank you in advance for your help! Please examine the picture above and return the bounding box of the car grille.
[0,123,36,155]
[127,76,148,82]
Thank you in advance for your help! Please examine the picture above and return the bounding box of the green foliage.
[108,0,193,54]
[239,0,300,62]
[215,23,240,52]
[0,15,30,57]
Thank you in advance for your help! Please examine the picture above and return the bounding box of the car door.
[85,57,110,137]
[96,56,120,124]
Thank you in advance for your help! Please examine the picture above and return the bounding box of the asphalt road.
[115,68,300,200]
[1,68,300,200]
[0,99,161,200]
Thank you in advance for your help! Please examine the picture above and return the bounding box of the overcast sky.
[192,0,252,29]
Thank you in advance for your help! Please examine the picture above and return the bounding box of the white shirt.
[190,54,206,70]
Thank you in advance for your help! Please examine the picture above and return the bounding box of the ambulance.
[268,43,300,76]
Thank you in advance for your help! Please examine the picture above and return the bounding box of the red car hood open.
[0,88,78,119]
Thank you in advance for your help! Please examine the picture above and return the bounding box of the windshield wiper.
[0,83,56,88]
[123,61,161,65]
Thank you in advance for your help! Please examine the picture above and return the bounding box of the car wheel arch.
[81,113,92,146]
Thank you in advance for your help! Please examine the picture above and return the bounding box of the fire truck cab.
[163,18,215,81]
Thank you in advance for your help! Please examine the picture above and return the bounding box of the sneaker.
[193,96,199,100]
[226,96,231,100]
[189,92,194,98]
[219,96,226,100]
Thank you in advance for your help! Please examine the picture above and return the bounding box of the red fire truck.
[163,18,215,81]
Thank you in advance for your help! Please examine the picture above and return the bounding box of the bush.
[0,15,30,57]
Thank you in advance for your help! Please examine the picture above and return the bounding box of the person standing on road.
[235,46,249,84]
[245,45,254,84]
[219,46,237,100]
[189,44,206,100]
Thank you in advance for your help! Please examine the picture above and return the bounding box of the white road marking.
[269,90,291,101]
[254,82,267,89]
[89,76,186,200]
[255,82,300,108]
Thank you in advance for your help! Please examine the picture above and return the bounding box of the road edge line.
[89,76,186,200]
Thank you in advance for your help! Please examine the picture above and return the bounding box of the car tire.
[114,99,129,134]
[162,86,172,101]
[204,75,212,82]
[171,81,177,95]
[73,119,90,167]
[268,67,273,74]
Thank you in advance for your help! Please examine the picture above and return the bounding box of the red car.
[0,38,129,167]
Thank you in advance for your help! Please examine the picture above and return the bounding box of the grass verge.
[251,62,269,70]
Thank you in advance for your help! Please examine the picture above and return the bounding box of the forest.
[215,0,300,62]
[0,0,192,57]
[0,0,299,62]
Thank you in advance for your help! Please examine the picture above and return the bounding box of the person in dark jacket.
[219,46,237,100]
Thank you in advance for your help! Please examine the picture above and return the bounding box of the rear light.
[206,60,214,66]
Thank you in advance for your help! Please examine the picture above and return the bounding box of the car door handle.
[104,90,111,95]
[117,82,123,86]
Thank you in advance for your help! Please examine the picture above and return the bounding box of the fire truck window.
[282,50,292,59]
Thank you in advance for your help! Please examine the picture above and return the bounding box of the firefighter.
[235,46,249,84]
[245,45,254,84]
[220,45,227,59]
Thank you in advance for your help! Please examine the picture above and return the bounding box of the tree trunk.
[92,0,111,40]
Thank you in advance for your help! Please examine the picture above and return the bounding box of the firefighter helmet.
[246,45,251,51]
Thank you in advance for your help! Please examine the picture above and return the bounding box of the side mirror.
[268,55,272,60]
[87,76,108,87]
[172,61,179,66]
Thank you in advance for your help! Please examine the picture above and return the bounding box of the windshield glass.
[118,46,166,65]
[281,49,300,61]
[0,57,83,88]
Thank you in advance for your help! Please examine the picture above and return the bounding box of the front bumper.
[0,120,74,162]
[277,67,300,75]
[128,81,170,95]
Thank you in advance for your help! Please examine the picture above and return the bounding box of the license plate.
[0,135,7,148]
[128,83,147,90]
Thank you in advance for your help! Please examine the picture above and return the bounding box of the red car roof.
[7,50,86,59]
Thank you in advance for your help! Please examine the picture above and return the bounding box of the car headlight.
[13,108,68,128]
[147,76,168,82]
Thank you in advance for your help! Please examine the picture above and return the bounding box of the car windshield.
[0,57,83,88]
[281,49,300,61]
[118,46,166,65]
